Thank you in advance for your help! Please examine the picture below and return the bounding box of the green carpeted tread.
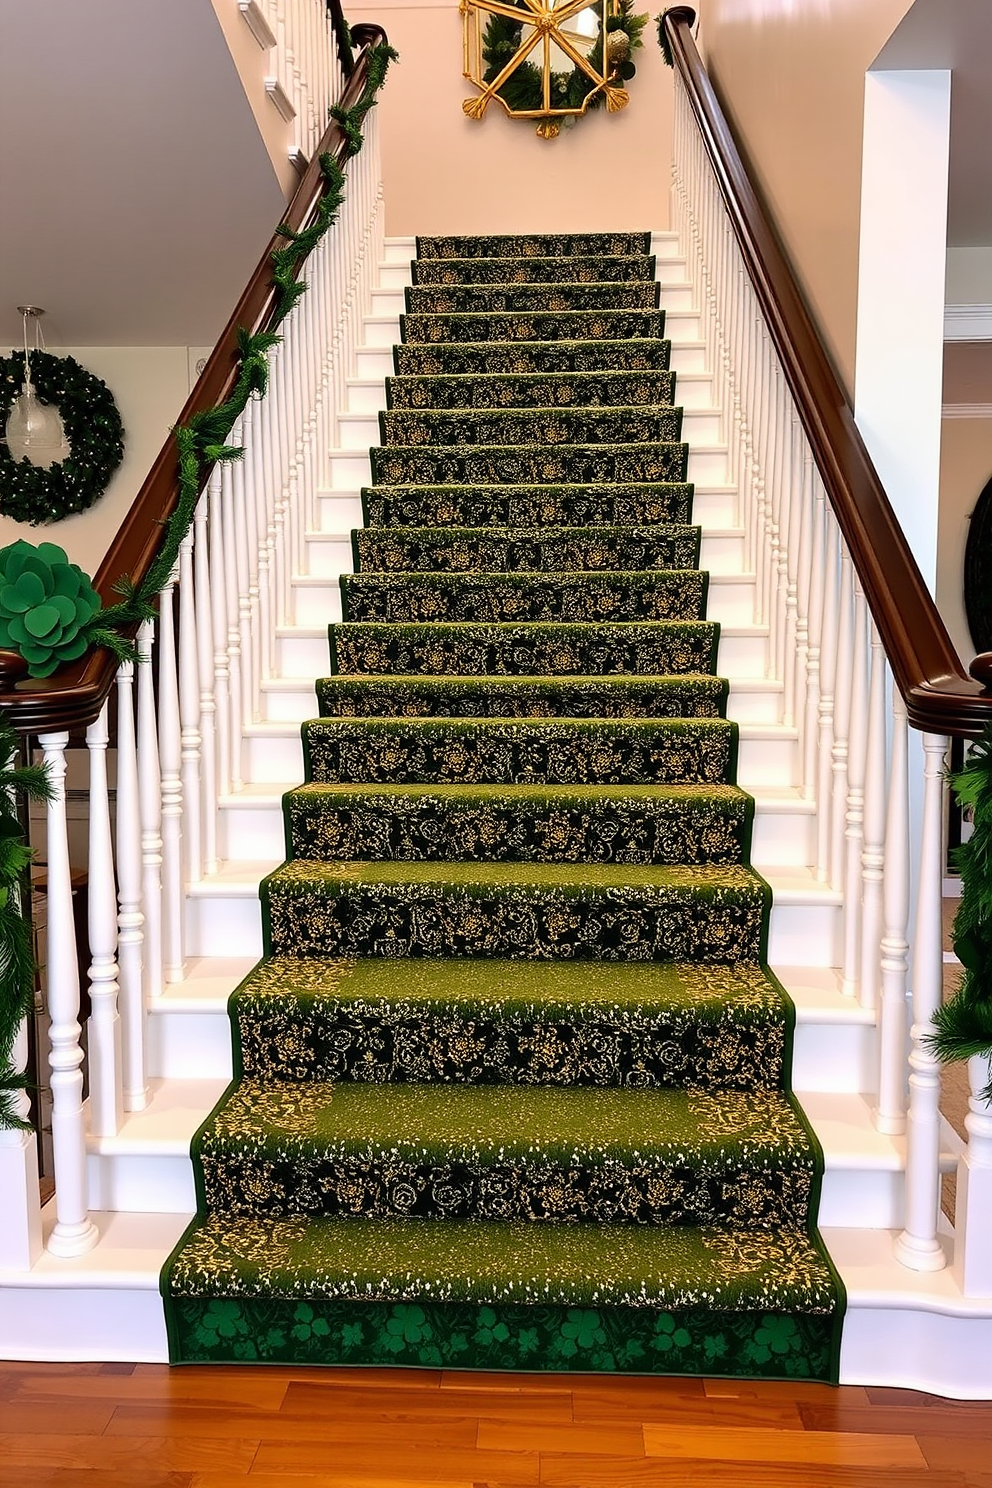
[328,620,719,678]
[361,481,694,530]
[261,859,770,964]
[352,525,701,575]
[301,716,737,786]
[412,255,657,285]
[339,569,707,625]
[370,440,689,489]
[314,674,728,719]
[195,1080,816,1229]
[385,369,677,411]
[284,782,753,866]
[415,231,653,258]
[230,956,792,1091]
[400,310,666,345]
[393,339,673,377]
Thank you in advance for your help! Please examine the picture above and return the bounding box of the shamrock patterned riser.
[301,717,737,787]
[384,369,677,412]
[412,255,657,286]
[195,1081,816,1229]
[163,1214,842,1380]
[353,526,701,576]
[315,675,728,721]
[370,443,689,489]
[328,621,719,679]
[393,340,673,377]
[261,861,770,963]
[415,231,653,258]
[400,310,665,345]
[339,570,707,626]
[284,783,752,866]
[361,482,694,530]
[405,283,660,316]
[231,956,791,1092]
[378,405,684,450]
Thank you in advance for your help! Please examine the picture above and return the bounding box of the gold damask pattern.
[163,232,844,1381]
[361,481,693,530]
[393,339,672,377]
[314,675,728,720]
[416,232,652,259]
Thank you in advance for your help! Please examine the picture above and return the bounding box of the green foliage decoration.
[0,350,125,526]
[481,0,647,123]
[0,710,53,1129]
[656,9,675,67]
[0,540,134,679]
[926,724,992,1097]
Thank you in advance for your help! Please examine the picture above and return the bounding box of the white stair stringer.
[6,231,992,1394]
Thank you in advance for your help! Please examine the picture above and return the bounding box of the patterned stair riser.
[379,406,684,449]
[385,370,677,411]
[394,340,673,377]
[353,526,701,575]
[340,570,707,625]
[285,785,753,866]
[413,255,658,285]
[315,676,728,720]
[406,283,661,315]
[198,1081,815,1229]
[231,957,790,1091]
[261,862,770,964]
[302,717,736,786]
[416,232,652,258]
[362,483,693,530]
[400,311,665,344]
[370,442,689,489]
[329,621,719,679]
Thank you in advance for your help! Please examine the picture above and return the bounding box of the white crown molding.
[238,0,276,51]
[944,304,992,341]
[941,402,992,419]
[264,76,296,122]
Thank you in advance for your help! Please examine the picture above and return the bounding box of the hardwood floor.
[2,1363,991,1485]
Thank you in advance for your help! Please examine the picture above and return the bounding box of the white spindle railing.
[3,71,383,1264]
[669,69,985,1285]
[246,0,347,164]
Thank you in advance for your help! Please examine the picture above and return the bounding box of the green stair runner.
[162,231,845,1380]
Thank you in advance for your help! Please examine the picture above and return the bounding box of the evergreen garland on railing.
[0,712,53,1129]
[927,724,992,1100]
[0,37,398,1128]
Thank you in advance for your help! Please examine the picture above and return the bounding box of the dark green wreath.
[0,351,125,527]
[482,0,646,118]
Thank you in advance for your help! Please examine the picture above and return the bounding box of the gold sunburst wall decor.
[461,0,648,140]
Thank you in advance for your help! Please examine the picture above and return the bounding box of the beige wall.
[938,415,992,665]
[0,348,194,581]
[697,0,913,397]
[348,0,675,235]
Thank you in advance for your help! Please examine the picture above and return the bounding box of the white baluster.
[877,685,910,1134]
[137,619,164,1003]
[158,572,185,983]
[954,1056,992,1296]
[195,488,219,877]
[179,528,202,885]
[860,622,887,1011]
[85,702,122,1138]
[115,660,147,1112]
[209,474,232,802]
[841,584,868,997]
[829,551,853,891]
[40,730,98,1257]
[815,519,839,881]
[895,731,949,1271]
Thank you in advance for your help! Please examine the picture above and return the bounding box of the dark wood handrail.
[664,7,992,737]
[0,25,387,736]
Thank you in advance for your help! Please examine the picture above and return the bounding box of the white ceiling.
[874,0,992,248]
[0,1,287,347]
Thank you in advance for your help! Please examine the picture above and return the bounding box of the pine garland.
[481,0,646,122]
[926,724,992,1099]
[656,9,675,67]
[0,712,53,1129]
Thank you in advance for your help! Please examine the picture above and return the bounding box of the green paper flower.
[0,540,101,677]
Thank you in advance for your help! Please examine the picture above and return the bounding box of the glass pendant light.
[5,307,70,469]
